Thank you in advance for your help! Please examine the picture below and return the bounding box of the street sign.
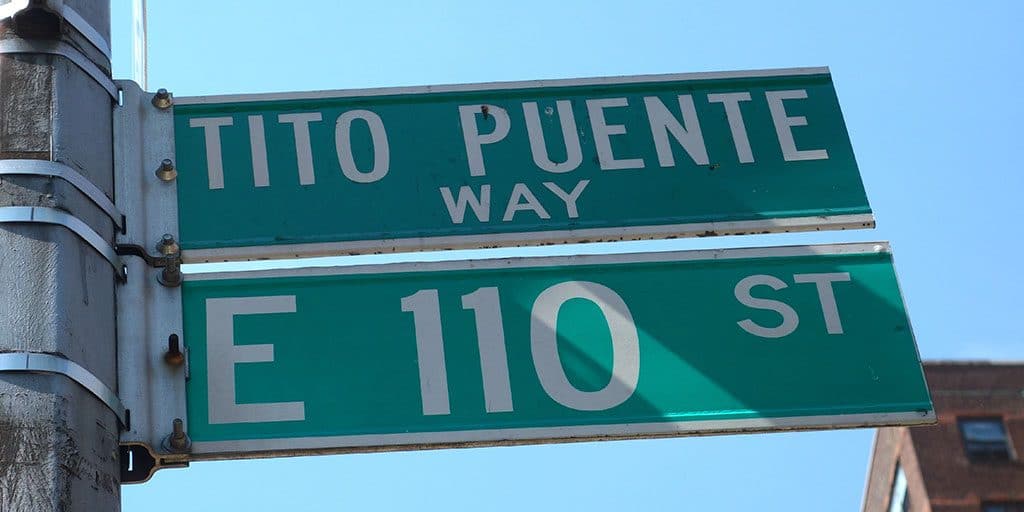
[182,243,932,459]
[174,67,873,262]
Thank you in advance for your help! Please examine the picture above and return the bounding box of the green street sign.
[174,67,872,262]
[182,243,932,458]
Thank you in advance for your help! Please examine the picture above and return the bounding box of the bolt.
[164,334,184,366]
[155,159,177,182]
[156,234,179,256]
[159,260,182,288]
[156,234,182,288]
[152,88,173,109]
[167,418,191,452]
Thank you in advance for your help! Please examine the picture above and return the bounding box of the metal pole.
[0,1,121,510]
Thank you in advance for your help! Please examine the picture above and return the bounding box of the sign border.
[185,242,933,460]
[190,411,933,461]
[176,66,831,106]
[188,240,890,281]
[181,214,875,263]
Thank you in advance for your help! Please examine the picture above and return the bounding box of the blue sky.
[115,1,1023,510]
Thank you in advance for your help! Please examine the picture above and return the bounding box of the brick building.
[862,361,1024,512]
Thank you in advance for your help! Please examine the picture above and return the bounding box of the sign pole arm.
[131,0,147,90]
[0,1,122,509]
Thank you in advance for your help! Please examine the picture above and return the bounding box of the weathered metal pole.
[0,1,121,510]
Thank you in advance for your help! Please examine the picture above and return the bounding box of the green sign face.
[174,68,872,262]
[182,243,932,458]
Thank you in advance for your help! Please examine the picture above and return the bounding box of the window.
[887,463,910,512]
[959,417,1012,461]
[983,502,1024,512]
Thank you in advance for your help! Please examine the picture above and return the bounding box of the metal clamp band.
[0,160,125,231]
[0,352,127,428]
[0,1,112,60]
[0,39,117,100]
[0,206,126,280]
[58,4,112,60]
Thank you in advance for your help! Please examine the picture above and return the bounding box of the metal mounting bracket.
[115,241,183,288]
[0,159,125,232]
[0,39,117,100]
[119,442,189,485]
[0,206,126,280]
[115,243,179,268]
[0,0,112,60]
[114,80,188,466]
[0,352,127,428]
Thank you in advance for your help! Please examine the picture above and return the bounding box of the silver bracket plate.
[114,80,188,461]
[0,39,117,100]
[0,159,125,232]
[0,206,126,279]
[0,352,127,428]
[0,0,112,60]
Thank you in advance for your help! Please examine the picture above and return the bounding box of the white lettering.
[462,288,514,413]
[523,100,583,173]
[765,90,829,161]
[644,95,709,167]
[735,275,799,338]
[531,281,640,411]
[793,272,851,334]
[502,183,550,222]
[542,180,590,218]
[707,92,754,163]
[189,117,233,190]
[247,115,269,187]
[586,98,645,170]
[439,185,491,224]
[277,112,323,185]
[459,104,511,177]
[335,109,390,183]
[206,296,306,424]
[401,290,451,415]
